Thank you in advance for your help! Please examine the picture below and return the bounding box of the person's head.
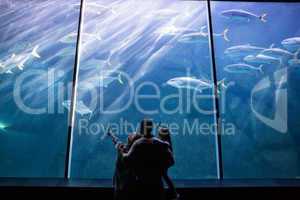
[158,127,171,143]
[158,127,173,151]
[139,119,153,138]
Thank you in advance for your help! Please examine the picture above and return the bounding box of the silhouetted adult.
[117,119,174,200]
[113,133,142,200]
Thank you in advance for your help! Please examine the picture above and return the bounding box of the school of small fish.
[2,5,300,110]
[165,9,300,93]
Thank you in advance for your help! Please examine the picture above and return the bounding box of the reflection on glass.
[71,0,222,179]
[212,2,300,178]
[0,0,80,177]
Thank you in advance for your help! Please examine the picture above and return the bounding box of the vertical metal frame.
[64,0,85,179]
[205,0,224,179]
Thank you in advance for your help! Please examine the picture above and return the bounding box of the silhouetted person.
[118,119,174,200]
[113,133,142,200]
[158,127,180,200]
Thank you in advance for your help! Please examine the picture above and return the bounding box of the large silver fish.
[222,9,267,22]
[166,76,227,93]
[244,54,280,65]
[260,44,295,59]
[225,44,265,55]
[224,63,263,74]
[178,26,230,43]
[281,37,300,52]
[224,44,265,61]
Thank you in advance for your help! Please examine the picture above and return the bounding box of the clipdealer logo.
[251,68,288,134]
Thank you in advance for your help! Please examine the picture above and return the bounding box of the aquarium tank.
[0,0,300,184]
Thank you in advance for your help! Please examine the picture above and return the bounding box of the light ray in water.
[77,0,210,127]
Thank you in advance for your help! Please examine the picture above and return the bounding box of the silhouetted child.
[158,127,180,200]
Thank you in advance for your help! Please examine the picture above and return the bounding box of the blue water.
[0,0,80,177]
[0,0,300,180]
[212,2,300,178]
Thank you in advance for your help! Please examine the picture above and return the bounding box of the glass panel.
[71,0,219,180]
[0,0,80,177]
[212,2,300,178]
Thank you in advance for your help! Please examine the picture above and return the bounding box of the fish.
[201,26,230,41]
[98,73,124,88]
[165,76,227,93]
[12,45,41,68]
[178,26,230,43]
[60,32,102,44]
[244,54,280,65]
[224,44,265,60]
[84,72,124,88]
[86,4,116,15]
[80,58,110,71]
[224,63,263,74]
[166,76,211,92]
[0,54,17,74]
[212,28,230,42]
[62,100,93,116]
[281,37,300,52]
[217,78,229,93]
[260,44,296,59]
[0,45,40,74]
[288,58,300,67]
[221,9,267,23]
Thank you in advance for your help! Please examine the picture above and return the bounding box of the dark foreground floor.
[1,187,300,198]
[1,179,300,198]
